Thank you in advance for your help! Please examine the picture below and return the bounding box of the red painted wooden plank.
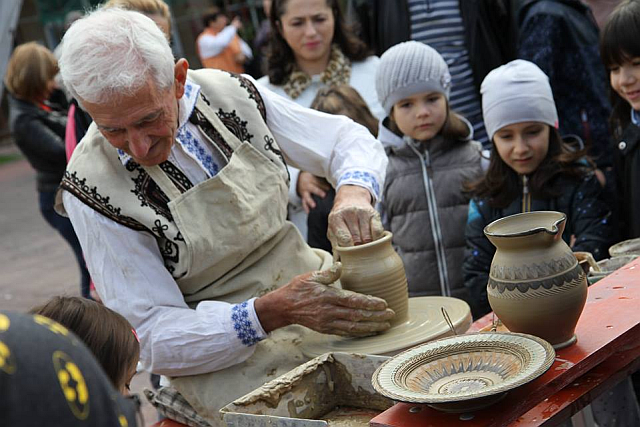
[150,419,189,427]
[370,258,640,427]
[515,344,640,426]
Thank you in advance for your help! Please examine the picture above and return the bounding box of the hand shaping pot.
[484,211,588,349]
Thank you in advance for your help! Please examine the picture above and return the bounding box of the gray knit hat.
[481,59,558,141]
[376,41,451,115]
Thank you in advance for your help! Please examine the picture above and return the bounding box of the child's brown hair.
[310,85,379,137]
[31,296,140,392]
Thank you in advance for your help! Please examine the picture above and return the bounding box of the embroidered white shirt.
[62,74,386,376]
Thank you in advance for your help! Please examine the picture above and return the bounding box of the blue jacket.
[518,0,613,168]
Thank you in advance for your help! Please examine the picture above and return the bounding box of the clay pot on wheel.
[484,211,587,349]
[336,231,409,325]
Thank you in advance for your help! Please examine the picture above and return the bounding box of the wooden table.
[370,257,640,427]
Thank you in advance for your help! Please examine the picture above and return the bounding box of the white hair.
[59,7,174,105]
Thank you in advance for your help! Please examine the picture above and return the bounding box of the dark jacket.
[307,188,335,253]
[613,123,640,241]
[348,0,519,92]
[463,171,612,318]
[517,0,613,168]
[8,95,68,193]
[381,124,483,305]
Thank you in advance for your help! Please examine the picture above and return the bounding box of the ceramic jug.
[336,231,409,325]
[484,211,587,349]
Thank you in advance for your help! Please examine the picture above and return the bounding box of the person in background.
[348,0,520,148]
[307,84,379,252]
[253,0,273,77]
[517,0,613,175]
[376,41,483,313]
[258,0,384,241]
[197,7,252,73]
[464,59,612,319]
[600,0,640,242]
[31,296,140,394]
[4,42,91,300]
[0,310,139,426]
[105,0,172,38]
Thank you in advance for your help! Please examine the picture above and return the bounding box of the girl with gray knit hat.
[464,59,613,318]
[376,41,483,310]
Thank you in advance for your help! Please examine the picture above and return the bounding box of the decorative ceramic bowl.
[371,332,555,413]
[609,238,640,257]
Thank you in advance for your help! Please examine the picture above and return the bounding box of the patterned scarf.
[283,45,352,99]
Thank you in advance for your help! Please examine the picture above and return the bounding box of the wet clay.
[319,407,383,427]
[336,231,409,324]
[233,353,334,408]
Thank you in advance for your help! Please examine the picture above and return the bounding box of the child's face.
[391,92,447,141]
[493,122,549,175]
[610,57,640,111]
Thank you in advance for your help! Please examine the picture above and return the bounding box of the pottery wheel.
[301,296,472,358]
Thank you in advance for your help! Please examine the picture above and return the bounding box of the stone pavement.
[0,155,158,425]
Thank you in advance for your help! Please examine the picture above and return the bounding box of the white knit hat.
[376,41,451,115]
[481,59,558,141]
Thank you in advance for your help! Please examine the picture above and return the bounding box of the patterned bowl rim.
[371,332,555,403]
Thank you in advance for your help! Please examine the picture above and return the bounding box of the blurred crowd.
[5,0,640,425]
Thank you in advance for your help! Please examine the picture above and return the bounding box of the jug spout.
[484,211,566,251]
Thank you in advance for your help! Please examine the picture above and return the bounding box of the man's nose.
[127,129,152,158]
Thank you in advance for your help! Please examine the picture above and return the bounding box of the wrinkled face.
[609,56,640,111]
[493,122,550,175]
[279,0,335,67]
[391,92,448,141]
[82,61,188,167]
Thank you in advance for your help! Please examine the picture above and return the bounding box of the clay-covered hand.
[328,185,384,247]
[297,171,331,213]
[255,263,395,336]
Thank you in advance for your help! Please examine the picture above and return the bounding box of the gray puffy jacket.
[380,121,483,302]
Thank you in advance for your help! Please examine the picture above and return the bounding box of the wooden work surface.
[370,257,640,427]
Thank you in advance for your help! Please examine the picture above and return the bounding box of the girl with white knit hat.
[464,59,613,318]
[376,41,483,314]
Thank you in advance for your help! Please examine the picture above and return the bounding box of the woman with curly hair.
[257,0,383,241]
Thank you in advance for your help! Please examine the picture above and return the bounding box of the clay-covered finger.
[333,289,389,311]
[309,263,342,285]
[370,211,384,241]
[326,319,392,336]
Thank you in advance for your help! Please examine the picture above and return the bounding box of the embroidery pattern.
[189,106,234,159]
[231,301,262,346]
[227,72,267,121]
[337,170,381,200]
[264,135,290,180]
[151,219,180,271]
[217,108,254,143]
[177,126,220,177]
[60,171,148,231]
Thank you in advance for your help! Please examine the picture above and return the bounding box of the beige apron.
[142,97,332,426]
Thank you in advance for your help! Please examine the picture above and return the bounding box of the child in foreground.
[31,296,140,394]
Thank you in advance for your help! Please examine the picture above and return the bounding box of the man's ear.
[174,58,189,99]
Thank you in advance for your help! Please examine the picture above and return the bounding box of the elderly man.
[56,7,392,424]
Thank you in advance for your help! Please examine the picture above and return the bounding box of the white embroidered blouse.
[62,75,386,376]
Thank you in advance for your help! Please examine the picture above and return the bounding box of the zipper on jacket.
[521,175,531,213]
[408,142,451,297]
